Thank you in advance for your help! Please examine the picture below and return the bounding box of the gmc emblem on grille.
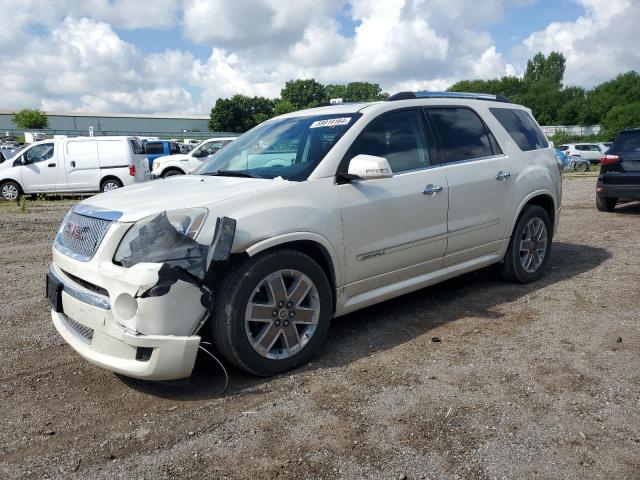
[64,221,88,240]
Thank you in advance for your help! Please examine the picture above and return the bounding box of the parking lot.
[0,175,638,479]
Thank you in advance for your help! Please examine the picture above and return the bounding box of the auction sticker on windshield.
[310,117,351,128]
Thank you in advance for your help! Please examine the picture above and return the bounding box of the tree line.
[448,52,640,141]
[209,52,640,142]
[208,80,387,133]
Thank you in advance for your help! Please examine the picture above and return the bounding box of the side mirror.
[14,155,26,167]
[347,154,393,180]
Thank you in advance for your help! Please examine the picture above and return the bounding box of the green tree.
[324,82,387,102]
[273,99,297,116]
[523,51,566,88]
[448,76,525,100]
[324,83,347,100]
[343,82,388,101]
[579,71,640,125]
[280,79,326,109]
[12,108,49,129]
[208,95,274,133]
[601,102,640,137]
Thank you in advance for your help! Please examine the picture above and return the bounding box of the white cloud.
[522,0,638,86]
[0,0,638,114]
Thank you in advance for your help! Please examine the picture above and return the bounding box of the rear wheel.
[211,249,332,376]
[501,205,552,283]
[596,196,617,212]
[1,181,22,201]
[101,178,123,193]
[574,160,590,172]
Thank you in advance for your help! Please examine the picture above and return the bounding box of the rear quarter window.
[144,142,164,154]
[490,108,548,151]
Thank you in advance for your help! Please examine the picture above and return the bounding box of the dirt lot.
[0,176,638,479]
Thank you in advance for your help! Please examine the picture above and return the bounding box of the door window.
[427,108,495,164]
[25,143,54,163]
[345,110,429,173]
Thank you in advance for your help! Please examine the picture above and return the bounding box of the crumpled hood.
[80,175,286,222]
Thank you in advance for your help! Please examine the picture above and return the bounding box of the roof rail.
[387,91,512,103]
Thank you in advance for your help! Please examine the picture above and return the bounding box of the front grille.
[56,212,112,260]
[61,314,94,344]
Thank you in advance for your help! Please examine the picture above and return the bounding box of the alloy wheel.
[102,181,121,192]
[244,269,320,360]
[519,217,548,273]
[1,184,19,200]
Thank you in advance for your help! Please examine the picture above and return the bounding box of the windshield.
[194,113,361,181]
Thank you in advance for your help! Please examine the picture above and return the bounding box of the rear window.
[170,142,180,154]
[144,142,164,154]
[490,108,548,151]
[426,107,495,164]
[611,131,640,152]
[557,145,569,151]
[128,138,144,155]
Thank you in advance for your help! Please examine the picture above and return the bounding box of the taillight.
[129,165,136,176]
[600,154,620,165]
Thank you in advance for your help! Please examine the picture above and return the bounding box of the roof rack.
[387,91,512,103]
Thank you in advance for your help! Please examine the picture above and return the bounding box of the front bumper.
[49,264,202,380]
[49,265,201,380]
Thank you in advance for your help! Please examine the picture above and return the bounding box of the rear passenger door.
[424,106,514,267]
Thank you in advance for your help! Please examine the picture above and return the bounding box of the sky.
[0,0,638,115]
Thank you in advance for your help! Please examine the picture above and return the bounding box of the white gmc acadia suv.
[46,92,562,380]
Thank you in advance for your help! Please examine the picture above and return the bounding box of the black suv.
[596,128,640,212]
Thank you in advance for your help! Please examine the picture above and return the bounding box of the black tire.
[162,169,183,178]
[211,249,332,376]
[596,196,617,212]
[1,180,22,201]
[100,178,123,192]
[574,161,589,172]
[501,205,553,284]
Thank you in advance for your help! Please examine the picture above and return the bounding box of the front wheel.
[1,181,22,201]
[501,205,552,283]
[162,169,183,178]
[211,249,332,376]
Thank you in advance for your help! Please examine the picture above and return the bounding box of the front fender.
[245,232,344,287]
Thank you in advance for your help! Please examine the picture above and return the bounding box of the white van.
[0,136,150,200]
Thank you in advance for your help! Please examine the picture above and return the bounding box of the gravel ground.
[0,177,638,479]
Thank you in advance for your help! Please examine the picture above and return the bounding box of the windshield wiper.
[203,170,262,179]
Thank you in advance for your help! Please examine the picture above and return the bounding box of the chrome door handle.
[496,171,511,181]
[423,184,443,195]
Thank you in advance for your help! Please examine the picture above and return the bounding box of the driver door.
[337,109,449,298]
[20,142,60,192]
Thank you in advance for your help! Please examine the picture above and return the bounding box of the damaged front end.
[49,205,236,380]
[111,209,236,336]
